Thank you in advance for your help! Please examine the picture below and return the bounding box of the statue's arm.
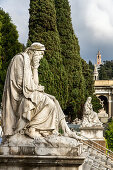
[13,55,24,89]
[32,55,45,92]
[32,68,39,85]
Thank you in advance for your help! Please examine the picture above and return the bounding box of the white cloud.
[85,0,113,42]
[0,0,113,62]
[69,0,113,63]
[0,0,30,44]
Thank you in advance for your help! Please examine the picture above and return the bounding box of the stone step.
[91,149,98,155]
[90,167,97,170]
[80,152,87,157]
[83,163,92,170]
[94,154,101,160]
[98,165,106,170]
[85,158,94,165]
[90,166,100,170]
[82,143,113,169]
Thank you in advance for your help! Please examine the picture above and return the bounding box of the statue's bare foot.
[52,130,59,136]
[25,127,42,139]
[40,131,51,137]
[60,119,72,136]
[60,119,81,140]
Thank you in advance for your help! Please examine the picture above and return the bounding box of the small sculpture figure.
[98,100,108,123]
[81,97,102,127]
[72,118,81,125]
[1,42,77,140]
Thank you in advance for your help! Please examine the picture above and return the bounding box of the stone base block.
[0,155,84,170]
[80,126,106,153]
[0,133,83,156]
[80,127,104,139]
[0,133,85,170]
[0,145,82,157]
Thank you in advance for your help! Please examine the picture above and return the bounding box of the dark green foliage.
[0,8,23,102]
[28,0,68,109]
[105,120,113,151]
[54,0,86,118]
[99,60,113,80]
[91,95,102,113]
[81,60,101,114]
[81,59,94,98]
[89,60,94,71]
[28,0,96,119]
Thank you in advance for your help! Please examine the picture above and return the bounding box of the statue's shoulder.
[11,53,24,64]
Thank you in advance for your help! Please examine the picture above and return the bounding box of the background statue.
[1,42,76,140]
[81,97,102,127]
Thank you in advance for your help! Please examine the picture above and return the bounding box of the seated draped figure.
[1,42,76,139]
[81,97,102,127]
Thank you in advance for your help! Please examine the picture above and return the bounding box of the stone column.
[108,95,112,118]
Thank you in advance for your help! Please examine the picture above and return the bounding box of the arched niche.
[98,95,108,114]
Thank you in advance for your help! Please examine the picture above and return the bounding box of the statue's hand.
[37,85,44,92]
[32,55,40,69]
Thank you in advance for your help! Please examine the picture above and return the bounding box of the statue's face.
[88,97,92,103]
[33,51,44,61]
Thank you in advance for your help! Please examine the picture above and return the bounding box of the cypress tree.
[28,0,68,109]
[54,0,86,118]
[105,120,113,151]
[0,8,23,102]
[81,59,94,98]
[99,60,113,80]
[89,60,94,71]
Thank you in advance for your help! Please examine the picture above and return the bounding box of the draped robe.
[2,52,65,136]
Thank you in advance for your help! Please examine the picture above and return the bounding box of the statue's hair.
[25,47,30,53]
[25,42,45,53]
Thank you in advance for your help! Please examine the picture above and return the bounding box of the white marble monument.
[0,42,82,157]
[80,97,104,139]
[81,97,102,128]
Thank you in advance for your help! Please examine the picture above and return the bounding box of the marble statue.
[98,100,108,123]
[1,42,77,141]
[81,97,102,127]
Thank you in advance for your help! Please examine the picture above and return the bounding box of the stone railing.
[76,132,113,169]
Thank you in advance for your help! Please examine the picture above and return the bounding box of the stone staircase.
[76,132,113,170]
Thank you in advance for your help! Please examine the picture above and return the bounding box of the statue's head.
[87,97,92,103]
[25,42,45,63]
[29,42,45,51]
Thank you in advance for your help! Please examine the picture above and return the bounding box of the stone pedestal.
[0,134,85,170]
[80,127,106,152]
[98,108,108,123]
[0,145,82,157]
[80,127,104,139]
[0,155,84,170]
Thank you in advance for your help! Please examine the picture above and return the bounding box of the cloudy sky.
[0,0,113,63]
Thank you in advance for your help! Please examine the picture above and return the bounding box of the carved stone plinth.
[0,155,84,170]
[0,145,82,157]
[98,108,108,123]
[80,126,106,152]
[0,134,84,170]
[0,133,83,156]
[80,127,104,139]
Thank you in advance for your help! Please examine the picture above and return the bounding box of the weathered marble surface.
[0,42,85,170]
[1,42,79,142]
[98,108,108,123]
[0,133,82,156]
[80,127,104,139]
[0,155,84,170]
[8,133,79,147]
